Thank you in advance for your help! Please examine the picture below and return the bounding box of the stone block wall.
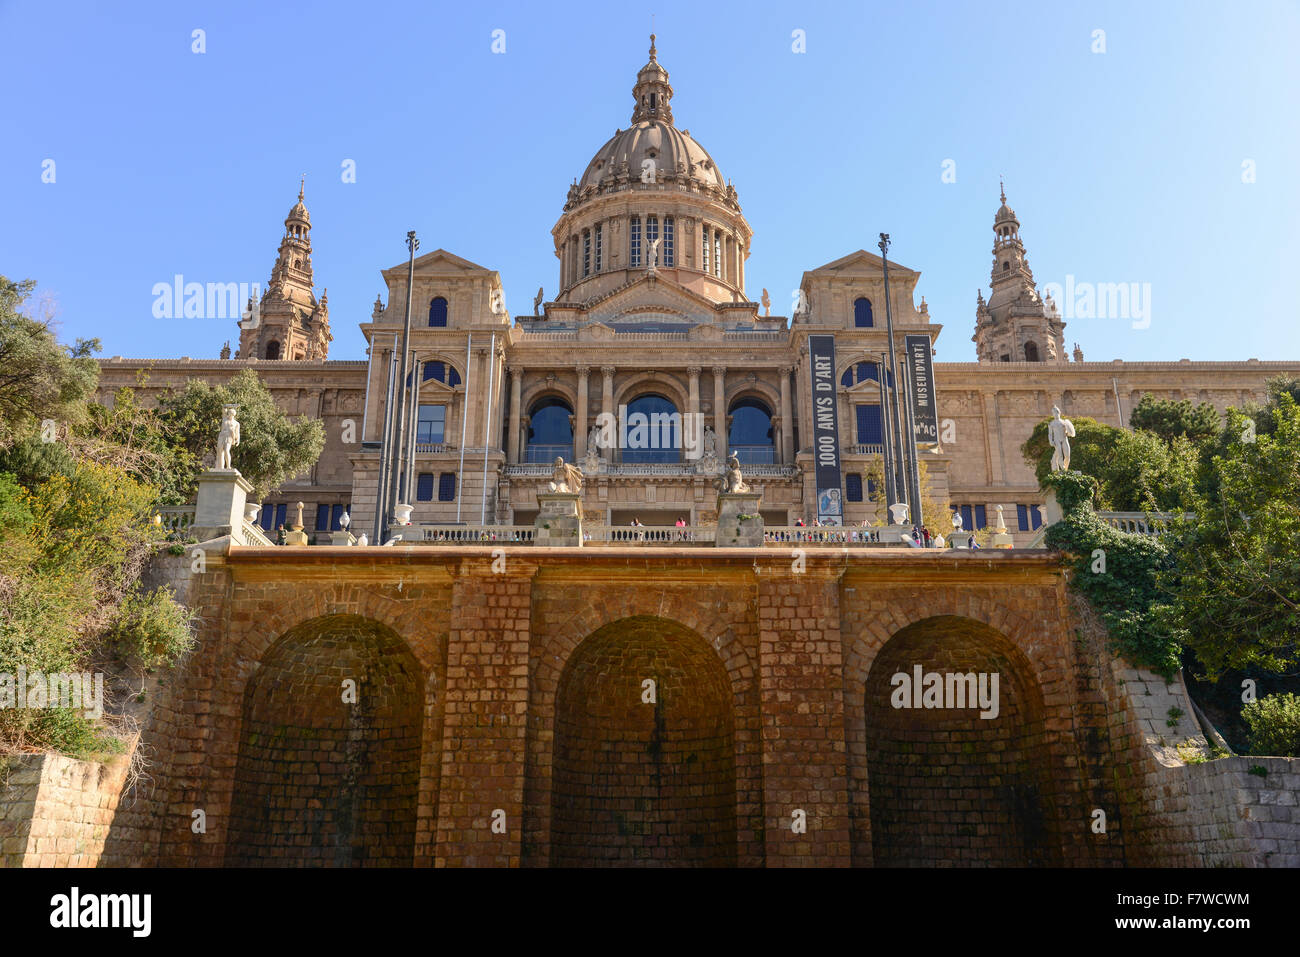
[0,752,131,867]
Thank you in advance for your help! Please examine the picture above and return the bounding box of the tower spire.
[299,174,305,202]
[631,33,673,125]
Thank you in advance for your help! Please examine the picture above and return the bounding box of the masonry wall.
[0,753,131,867]
[5,546,1295,867]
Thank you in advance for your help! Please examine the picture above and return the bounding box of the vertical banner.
[905,334,939,447]
[808,334,843,525]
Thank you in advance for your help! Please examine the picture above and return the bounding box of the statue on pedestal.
[548,457,584,493]
[216,404,240,471]
[1048,406,1076,472]
[717,453,750,494]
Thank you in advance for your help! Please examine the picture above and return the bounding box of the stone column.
[435,563,535,866]
[506,366,522,463]
[756,571,852,866]
[712,365,726,449]
[575,366,590,458]
[780,365,794,462]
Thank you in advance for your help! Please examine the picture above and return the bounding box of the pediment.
[382,247,495,279]
[582,274,737,324]
[803,248,921,281]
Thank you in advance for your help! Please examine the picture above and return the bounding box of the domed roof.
[577,121,725,192]
[994,181,1017,224]
[565,35,735,211]
[287,178,310,224]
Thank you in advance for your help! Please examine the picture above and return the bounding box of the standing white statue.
[216,404,240,471]
[1047,405,1076,472]
[648,237,661,270]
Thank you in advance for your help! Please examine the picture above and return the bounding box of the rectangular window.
[630,217,641,267]
[1018,504,1043,530]
[855,404,883,445]
[582,231,590,277]
[975,505,987,529]
[438,473,457,501]
[845,474,863,502]
[713,232,722,277]
[416,473,434,502]
[1017,504,1029,532]
[702,226,709,273]
[417,405,446,444]
[594,224,602,272]
[663,217,674,265]
[315,504,330,531]
[645,216,658,264]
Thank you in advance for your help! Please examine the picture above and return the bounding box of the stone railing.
[237,520,274,546]
[155,505,196,534]
[502,463,799,479]
[846,444,885,455]
[586,525,715,545]
[763,526,891,545]
[408,524,536,544]
[1096,511,1187,536]
[415,443,454,454]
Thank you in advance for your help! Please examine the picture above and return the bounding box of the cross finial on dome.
[999,176,1005,205]
[299,174,306,202]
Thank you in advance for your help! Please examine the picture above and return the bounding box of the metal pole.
[480,333,497,525]
[456,334,472,522]
[405,358,423,510]
[389,231,419,518]
[373,344,397,542]
[879,233,909,522]
[876,352,895,508]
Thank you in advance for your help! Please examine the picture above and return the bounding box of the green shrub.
[1241,693,1300,757]
[105,586,195,671]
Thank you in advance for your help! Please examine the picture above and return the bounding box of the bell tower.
[237,178,332,360]
[972,182,1066,363]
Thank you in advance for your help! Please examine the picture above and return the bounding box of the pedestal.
[715,491,763,547]
[535,492,582,546]
[331,530,357,546]
[191,469,254,541]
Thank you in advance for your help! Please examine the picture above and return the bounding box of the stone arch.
[859,614,1062,866]
[613,371,689,414]
[525,598,762,867]
[225,614,424,866]
[548,615,737,867]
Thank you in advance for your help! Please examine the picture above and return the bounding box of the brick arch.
[549,616,736,866]
[225,613,424,866]
[524,598,762,867]
[842,600,1071,867]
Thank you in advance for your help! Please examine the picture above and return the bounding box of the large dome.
[577,121,725,192]
[562,34,738,214]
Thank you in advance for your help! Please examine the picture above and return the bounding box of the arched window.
[728,397,775,464]
[623,393,680,463]
[265,340,280,360]
[421,361,461,387]
[630,217,642,267]
[854,297,874,328]
[841,361,881,387]
[1023,342,1040,362]
[1002,261,1010,272]
[428,297,448,327]
[525,397,574,463]
[663,217,674,265]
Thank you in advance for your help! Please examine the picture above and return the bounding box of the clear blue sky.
[3,0,1297,363]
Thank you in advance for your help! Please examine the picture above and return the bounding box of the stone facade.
[0,546,1254,867]
[90,44,1300,544]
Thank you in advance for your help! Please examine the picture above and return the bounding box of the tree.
[1022,415,1197,512]
[156,369,326,501]
[0,276,100,442]
[1151,392,1300,678]
[1129,393,1221,446]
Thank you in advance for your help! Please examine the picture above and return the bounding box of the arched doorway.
[861,615,1061,866]
[226,615,423,866]
[622,393,681,463]
[550,616,737,866]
